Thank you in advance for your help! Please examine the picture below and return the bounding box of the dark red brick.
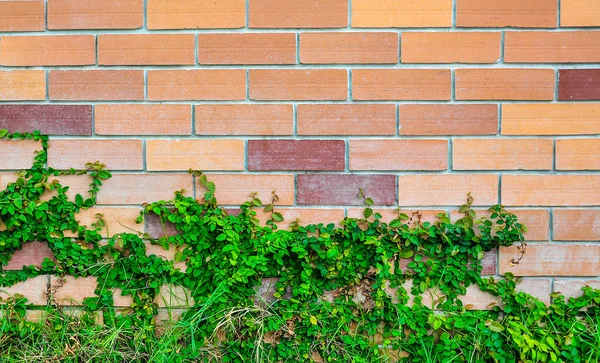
[248,140,345,171]
[145,213,178,239]
[558,69,600,100]
[5,241,55,270]
[296,174,396,205]
[0,105,92,135]
[481,249,497,276]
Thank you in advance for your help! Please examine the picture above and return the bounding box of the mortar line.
[143,0,148,30]
[395,104,400,136]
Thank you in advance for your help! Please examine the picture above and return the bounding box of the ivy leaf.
[272,212,284,222]
[310,316,318,325]
[0,129,7,138]
[486,320,504,332]
[75,194,84,208]
[97,170,112,180]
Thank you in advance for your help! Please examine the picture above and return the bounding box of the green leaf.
[309,316,318,325]
[97,170,112,180]
[272,212,284,222]
[75,194,84,208]
[0,129,7,138]
[486,321,504,332]
[363,208,373,218]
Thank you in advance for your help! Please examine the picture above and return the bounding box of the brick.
[502,175,600,206]
[98,174,193,205]
[47,139,143,170]
[352,0,452,28]
[0,35,95,66]
[95,104,191,136]
[49,70,144,101]
[502,104,600,135]
[451,208,550,241]
[147,0,245,29]
[48,0,143,29]
[74,207,143,237]
[553,210,600,241]
[400,104,498,136]
[0,105,92,136]
[297,104,396,136]
[505,31,600,63]
[51,276,132,307]
[148,70,246,101]
[500,243,600,276]
[353,69,451,101]
[5,242,55,270]
[146,139,245,171]
[195,105,293,135]
[297,174,396,206]
[556,139,600,170]
[248,140,345,171]
[457,279,551,309]
[453,139,553,170]
[256,208,345,229]
[0,139,42,170]
[145,213,179,239]
[0,1,44,31]
[349,140,448,171]
[347,208,444,225]
[558,69,600,100]
[455,69,555,100]
[198,33,296,65]
[398,175,499,206]
[561,0,600,26]
[249,70,347,101]
[1,276,47,305]
[456,0,557,28]
[0,70,45,101]
[198,174,295,205]
[554,279,600,300]
[300,32,398,64]
[250,0,347,28]
[41,174,92,202]
[98,34,195,65]
[145,243,187,272]
[156,285,194,308]
[401,32,501,64]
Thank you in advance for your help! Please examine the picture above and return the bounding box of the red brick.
[300,32,398,64]
[297,174,396,206]
[297,104,396,136]
[0,105,92,136]
[0,1,44,31]
[502,104,600,135]
[553,210,600,241]
[505,31,600,63]
[198,174,295,205]
[48,0,143,29]
[148,70,246,101]
[352,0,452,28]
[400,104,498,136]
[349,140,448,171]
[47,139,143,171]
[146,139,245,171]
[398,175,499,206]
[559,69,600,100]
[0,70,45,101]
[249,0,347,28]
[401,32,501,64]
[147,0,245,29]
[456,0,557,28]
[49,70,144,101]
[502,175,600,206]
[556,139,600,170]
[145,213,179,239]
[0,35,95,66]
[455,69,555,100]
[453,139,553,170]
[195,105,293,135]
[0,139,42,170]
[353,69,451,101]
[1,276,47,305]
[249,70,347,101]
[97,174,193,205]
[95,104,191,136]
[5,242,55,270]
[248,140,345,171]
[98,34,195,65]
[554,279,600,299]
[500,243,600,276]
[198,33,296,65]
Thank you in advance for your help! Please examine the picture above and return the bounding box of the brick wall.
[0,0,599,305]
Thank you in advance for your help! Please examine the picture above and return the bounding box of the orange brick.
[500,243,600,276]
[256,208,345,229]
[95,104,192,135]
[561,0,600,26]
[75,207,143,237]
[554,279,600,299]
[249,70,347,101]
[0,1,44,31]
[97,174,193,205]
[401,32,501,64]
[0,70,45,101]
[297,104,396,136]
[0,139,42,170]
[455,69,555,100]
[352,0,452,27]
[48,0,143,29]
[47,139,143,170]
[554,210,600,241]
[148,70,246,101]
[502,104,600,135]
[457,0,557,28]
[453,139,553,170]
[146,139,245,171]
[147,0,245,29]
[195,105,293,135]
[400,104,498,136]
[198,174,295,205]
[349,140,448,171]
[49,70,144,101]
[98,34,195,65]
[250,0,347,28]
[502,175,600,206]
[450,208,550,241]
[300,32,398,64]
[198,33,296,65]
[556,139,600,170]
[505,31,600,63]
[1,276,47,305]
[0,35,95,66]
[398,175,498,206]
[353,69,451,100]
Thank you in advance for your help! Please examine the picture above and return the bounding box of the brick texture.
[399,105,498,136]
[0,139,43,170]
[502,104,600,135]
[248,140,345,171]
[561,0,600,26]
[500,244,600,276]
[505,31,600,63]
[196,105,293,135]
[0,70,45,101]
[250,70,347,101]
[146,140,245,171]
[349,140,448,171]
[47,139,143,170]
[553,210,600,241]
[249,0,348,28]
[352,0,452,28]
[49,70,144,101]
[401,32,501,64]
[300,33,399,64]
[148,70,246,101]
[297,174,396,206]
[453,139,553,170]
[0,105,92,135]
[455,69,555,100]
[556,139,600,170]
[198,174,295,205]
[398,175,499,206]
[48,0,143,29]
[353,69,451,100]
[502,175,600,206]
[0,1,45,31]
[558,69,600,100]
[297,104,396,135]
[198,34,296,65]
[147,0,245,29]
[0,35,95,66]
[95,104,191,135]
[456,0,557,28]
[98,34,196,65]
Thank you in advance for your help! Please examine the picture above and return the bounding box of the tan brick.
[250,0,347,28]
[455,69,555,100]
[505,31,600,63]
[457,0,557,28]
[500,243,600,276]
[0,35,95,66]
[146,243,187,272]
[41,174,92,202]
[198,174,294,205]
[553,210,600,241]
[256,208,345,229]
[95,104,191,136]
[502,104,600,135]
[155,284,194,308]
[400,104,498,136]
[561,0,600,26]
[300,32,398,64]
[1,276,47,305]
[5,242,55,270]
[502,175,600,206]
[49,70,144,101]
[398,174,498,206]
[97,174,193,205]
[198,33,296,65]
[556,139,600,170]
[352,0,452,27]
[0,70,45,101]
[353,69,451,100]
[146,139,245,171]
[402,32,501,64]
[297,104,396,136]
[47,139,143,170]
[147,0,245,29]
[450,208,550,241]
[51,276,132,307]
[458,279,551,309]
[98,34,195,65]
[148,70,246,101]
[75,207,143,237]
[195,105,293,135]
[554,279,600,300]
[0,139,42,170]
[0,1,44,31]
[48,0,143,29]
[349,139,448,171]
[250,69,347,101]
[453,139,553,170]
